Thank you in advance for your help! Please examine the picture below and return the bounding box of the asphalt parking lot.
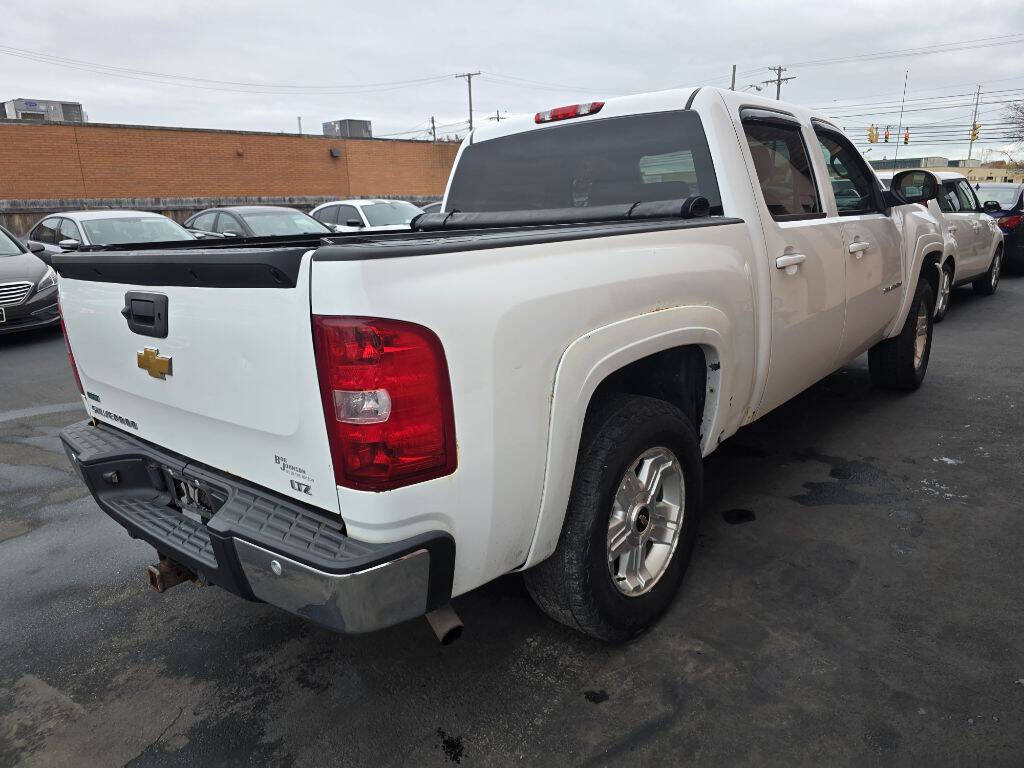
[2,276,1023,767]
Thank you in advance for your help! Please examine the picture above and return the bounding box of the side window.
[337,205,362,226]
[955,181,979,212]
[742,120,822,219]
[214,213,244,235]
[814,130,879,215]
[191,211,216,231]
[939,183,959,213]
[59,219,81,242]
[33,217,60,244]
[313,205,338,225]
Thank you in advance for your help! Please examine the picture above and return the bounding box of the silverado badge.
[137,347,173,379]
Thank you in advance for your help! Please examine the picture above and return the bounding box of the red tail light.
[312,316,457,492]
[998,214,1022,231]
[535,101,604,124]
[58,302,84,395]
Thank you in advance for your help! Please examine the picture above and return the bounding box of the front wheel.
[524,395,702,642]
[973,245,1002,296]
[868,277,934,390]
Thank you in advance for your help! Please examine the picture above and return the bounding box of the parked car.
[183,206,333,238]
[309,199,423,232]
[25,211,194,260]
[420,201,443,214]
[56,87,945,644]
[878,171,1004,319]
[0,223,59,335]
[974,182,1024,271]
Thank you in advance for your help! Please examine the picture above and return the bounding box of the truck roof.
[468,86,842,145]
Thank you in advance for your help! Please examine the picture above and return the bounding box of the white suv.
[879,170,1004,319]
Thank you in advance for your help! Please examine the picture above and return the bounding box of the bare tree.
[1007,101,1024,145]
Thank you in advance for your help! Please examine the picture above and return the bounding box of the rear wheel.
[868,277,934,390]
[972,245,1002,296]
[933,263,953,322]
[524,395,702,642]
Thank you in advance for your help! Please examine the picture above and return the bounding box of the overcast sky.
[3,0,1023,160]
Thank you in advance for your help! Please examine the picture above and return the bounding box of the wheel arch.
[522,306,733,569]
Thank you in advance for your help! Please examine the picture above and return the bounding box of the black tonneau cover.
[51,199,743,287]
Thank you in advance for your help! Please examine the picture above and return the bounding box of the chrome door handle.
[775,253,806,274]
[848,241,871,257]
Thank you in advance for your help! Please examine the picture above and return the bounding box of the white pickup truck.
[56,87,945,643]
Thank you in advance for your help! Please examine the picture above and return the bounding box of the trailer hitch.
[147,554,203,592]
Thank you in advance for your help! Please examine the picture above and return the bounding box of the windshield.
[0,227,24,256]
[360,201,422,227]
[974,186,1021,207]
[446,110,722,213]
[240,209,331,236]
[81,216,193,245]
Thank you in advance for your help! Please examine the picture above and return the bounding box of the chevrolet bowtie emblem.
[137,347,172,379]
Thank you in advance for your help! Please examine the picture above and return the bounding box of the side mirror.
[983,200,1002,213]
[58,238,81,251]
[345,219,364,228]
[26,241,46,254]
[891,170,938,205]
[330,224,346,233]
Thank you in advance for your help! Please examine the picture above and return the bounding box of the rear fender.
[522,305,732,569]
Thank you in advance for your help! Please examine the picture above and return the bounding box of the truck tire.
[972,245,1002,296]
[524,394,702,642]
[868,277,934,390]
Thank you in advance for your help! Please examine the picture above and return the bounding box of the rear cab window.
[446,110,723,214]
[740,114,822,220]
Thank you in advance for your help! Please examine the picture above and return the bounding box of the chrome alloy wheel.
[914,302,929,370]
[992,250,1002,290]
[936,268,951,317]
[607,447,685,596]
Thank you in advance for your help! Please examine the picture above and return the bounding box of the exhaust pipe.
[147,554,201,592]
[425,604,463,645]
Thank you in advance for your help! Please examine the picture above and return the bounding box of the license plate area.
[162,467,228,524]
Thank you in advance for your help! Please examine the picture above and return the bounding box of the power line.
[785,33,1024,69]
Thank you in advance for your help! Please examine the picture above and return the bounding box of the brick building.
[0,119,460,231]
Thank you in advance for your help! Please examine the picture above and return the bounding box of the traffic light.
[970,123,980,141]
[903,129,910,145]
[867,124,879,143]
[884,127,891,143]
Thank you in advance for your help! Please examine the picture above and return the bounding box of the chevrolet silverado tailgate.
[54,245,340,514]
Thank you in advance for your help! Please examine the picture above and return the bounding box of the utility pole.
[730,64,736,91]
[968,84,982,160]
[296,116,302,135]
[455,72,481,131]
[430,116,437,142]
[495,110,501,122]
[764,66,796,100]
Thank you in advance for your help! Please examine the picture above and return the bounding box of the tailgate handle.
[121,292,169,338]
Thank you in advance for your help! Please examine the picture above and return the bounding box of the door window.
[814,130,879,215]
[190,211,216,231]
[214,213,244,235]
[336,205,363,227]
[955,180,979,212]
[939,183,960,213]
[32,218,61,244]
[313,205,338,225]
[59,219,81,242]
[742,120,822,219]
